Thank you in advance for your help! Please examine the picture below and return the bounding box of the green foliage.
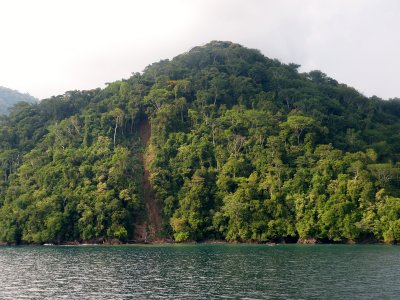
[0,86,37,115]
[1,41,400,244]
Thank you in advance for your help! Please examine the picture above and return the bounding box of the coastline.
[1,237,395,246]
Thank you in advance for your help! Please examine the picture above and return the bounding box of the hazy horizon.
[1,0,399,100]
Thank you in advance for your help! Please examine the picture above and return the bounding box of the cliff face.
[1,41,400,245]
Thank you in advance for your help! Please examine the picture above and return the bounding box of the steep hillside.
[0,86,37,115]
[1,41,400,244]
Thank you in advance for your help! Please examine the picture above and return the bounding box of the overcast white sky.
[0,0,399,100]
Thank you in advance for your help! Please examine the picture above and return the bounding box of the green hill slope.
[0,86,37,115]
[1,41,400,244]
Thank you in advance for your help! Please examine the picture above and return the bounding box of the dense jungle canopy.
[1,41,400,244]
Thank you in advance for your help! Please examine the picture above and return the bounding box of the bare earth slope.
[134,118,163,242]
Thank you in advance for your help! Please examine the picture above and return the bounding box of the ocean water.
[0,244,399,299]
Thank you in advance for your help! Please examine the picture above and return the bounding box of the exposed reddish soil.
[134,118,163,242]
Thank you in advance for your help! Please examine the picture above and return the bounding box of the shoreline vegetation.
[2,41,400,246]
[0,237,396,246]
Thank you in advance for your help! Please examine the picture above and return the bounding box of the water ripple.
[0,244,400,299]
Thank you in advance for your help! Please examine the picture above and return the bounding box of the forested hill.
[0,86,37,115]
[1,41,400,245]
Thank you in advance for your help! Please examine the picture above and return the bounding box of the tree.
[280,115,315,145]
[104,108,124,149]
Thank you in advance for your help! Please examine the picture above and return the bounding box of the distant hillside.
[1,41,400,245]
[0,86,37,115]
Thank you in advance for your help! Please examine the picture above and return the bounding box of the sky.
[0,0,400,100]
